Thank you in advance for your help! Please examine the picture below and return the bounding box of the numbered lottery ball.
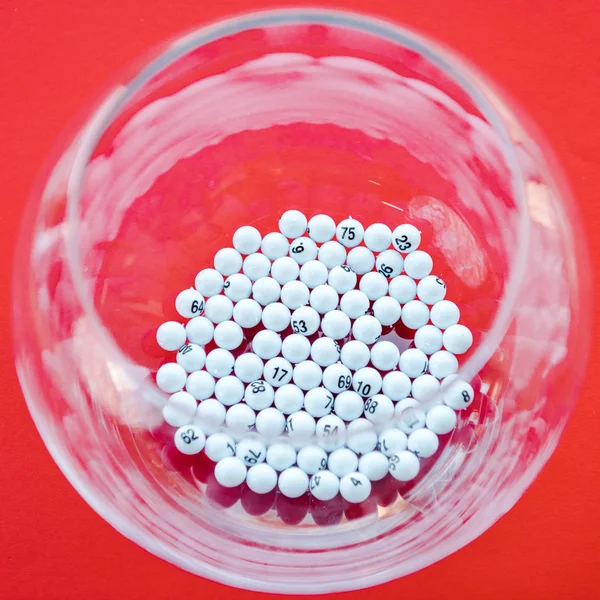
[414,324,443,355]
[233,298,262,329]
[404,250,433,280]
[214,247,243,276]
[289,237,318,265]
[243,253,271,282]
[346,418,378,454]
[363,394,394,425]
[411,374,441,402]
[279,209,307,239]
[340,289,370,319]
[321,310,351,340]
[244,380,275,411]
[425,404,457,435]
[282,333,312,364]
[194,399,226,435]
[261,302,291,333]
[205,348,235,378]
[233,225,261,255]
[352,315,382,345]
[300,259,328,288]
[309,284,339,314]
[352,367,382,398]
[340,472,371,503]
[234,353,264,383]
[346,247,375,275]
[304,387,335,418]
[274,384,305,415]
[359,272,388,301]
[378,428,408,457]
[297,445,328,475]
[336,217,364,248]
[266,441,297,471]
[156,321,186,351]
[175,288,204,319]
[318,240,347,269]
[400,300,430,330]
[156,363,187,393]
[214,321,244,351]
[399,348,428,378]
[358,451,389,481]
[185,316,214,345]
[252,277,281,306]
[176,343,206,373]
[264,357,294,387]
[204,295,234,324]
[442,324,473,355]
[162,391,197,427]
[186,370,215,400]
[174,424,206,455]
[428,350,459,379]
[417,275,447,305]
[223,273,252,302]
[315,415,347,451]
[215,456,247,488]
[291,306,321,336]
[309,470,340,501]
[255,407,286,439]
[280,280,310,310]
[376,249,404,278]
[442,375,475,409]
[372,296,401,326]
[328,448,359,478]
[310,337,340,367]
[388,451,420,482]
[364,223,392,252]
[322,364,353,394]
[408,428,439,458]
[388,275,417,304]
[195,268,224,297]
[225,403,256,436]
[246,463,278,495]
[261,232,290,260]
[204,432,236,462]
[382,371,412,401]
[271,256,300,285]
[333,390,364,422]
[370,341,400,372]
[252,330,282,360]
[236,436,267,467]
[328,265,357,294]
[396,406,426,435]
[392,224,421,254]
[214,375,245,406]
[430,300,460,330]
[340,340,370,371]
[286,410,316,441]
[278,467,309,498]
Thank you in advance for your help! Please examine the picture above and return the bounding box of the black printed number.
[325,394,335,409]
[244,449,262,465]
[389,454,400,471]
[364,398,378,414]
[337,375,352,390]
[378,264,393,276]
[181,428,199,444]
[394,235,411,251]
[436,277,446,287]
[310,475,321,490]
[223,280,231,289]
[323,424,339,436]
[351,477,363,487]
[251,381,266,394]
[179,344,193,355]
[292,243,305,254]
[191,299,203,313]
[356,381,372,396]
[292,320,308,333]
[462,390,471,403]
[341,226,356,241]
[272,367,289,382]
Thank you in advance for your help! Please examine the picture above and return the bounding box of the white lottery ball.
[346,247,375,275]
[308,214,336,243]
[364,394,394,425]
[382,371,412,401]
[297,445,328,475]
[233,298,262,329]
[278,467,309,498]
[304,387,335,418]
[392,224,421,254]
[289,237,318,265]
[399,348,428,378]
[376,249,404,278]
[286,410,316,441]
[282,333,312,364]
[364,223,392,252]
[215,456,247,488]
[328,265,357,294]
[315,415,347,451]
[233,225,261,255]
[430,300,460,330]
[175,288,204,319]
[176,343,206,373]
[417,275,447,305]
[252,330,282,360]
[234,353,264,383]
[321,310,351,340]
[214,247,243,276]
[204,295,234,324]
[236,436,267,466]
[174,424,206,455]
[372,296,402,326]
[378,428,408,457]
[340,472,371,503]
[261,232,290,260]
[261,302,291,333]
[194,399,226,435]
[346,418,378,454]
[442,375,475,409]
[309,284,339,314]
[279,209,307,239]
[156,321,186,351]
[252,277,281,306]
[244,380,275,411]
[310,337,341,367]
[156,363,187,393]
[359,272,388,301]
[224,273,252,302]
[370,341,400,372]
[214,321,244,351]
[352,315,382,345]
[162,391,197,427]
[414,324,443,355]
[388,275,417,304]
[186,370,215,400]
[411,374,441,402]
[358,451,389,481]
[271,256,300,285]
[291,306,321,336]
[310,470,340,501]
[215,376,245,406]
[396,406,426,435]
[204,432,236,462]
[352,367,382,398]
[328,448,359,478]
[336,217,364,248]
[428,350,459,379]
[195,268,223,297]
[340,290,370,319]
[274,384,305,415]
[443,324,473,355]
[408,428,439,458]
[425,404,457,435]
[300,260,328,288]
[205,348,235,378]
[255,407,286,439]
[185,316,214,345]
[404,250,433,280]
[400,300,430,329]
[225,403,256,436]
[388,451,420,482]
[334,390,364,422]
[246,463,278,494]
[322,363,353,394]
[280,280,310,310]
[340,340,370,371]
[318,241,346,269]
[266,441,297,471]
[394,397,419,415]
[243,253,271,282]
[264,357,294,387]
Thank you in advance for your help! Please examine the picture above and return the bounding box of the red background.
[2,1,600,598]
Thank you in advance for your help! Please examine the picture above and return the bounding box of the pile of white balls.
[155,210,475,506]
